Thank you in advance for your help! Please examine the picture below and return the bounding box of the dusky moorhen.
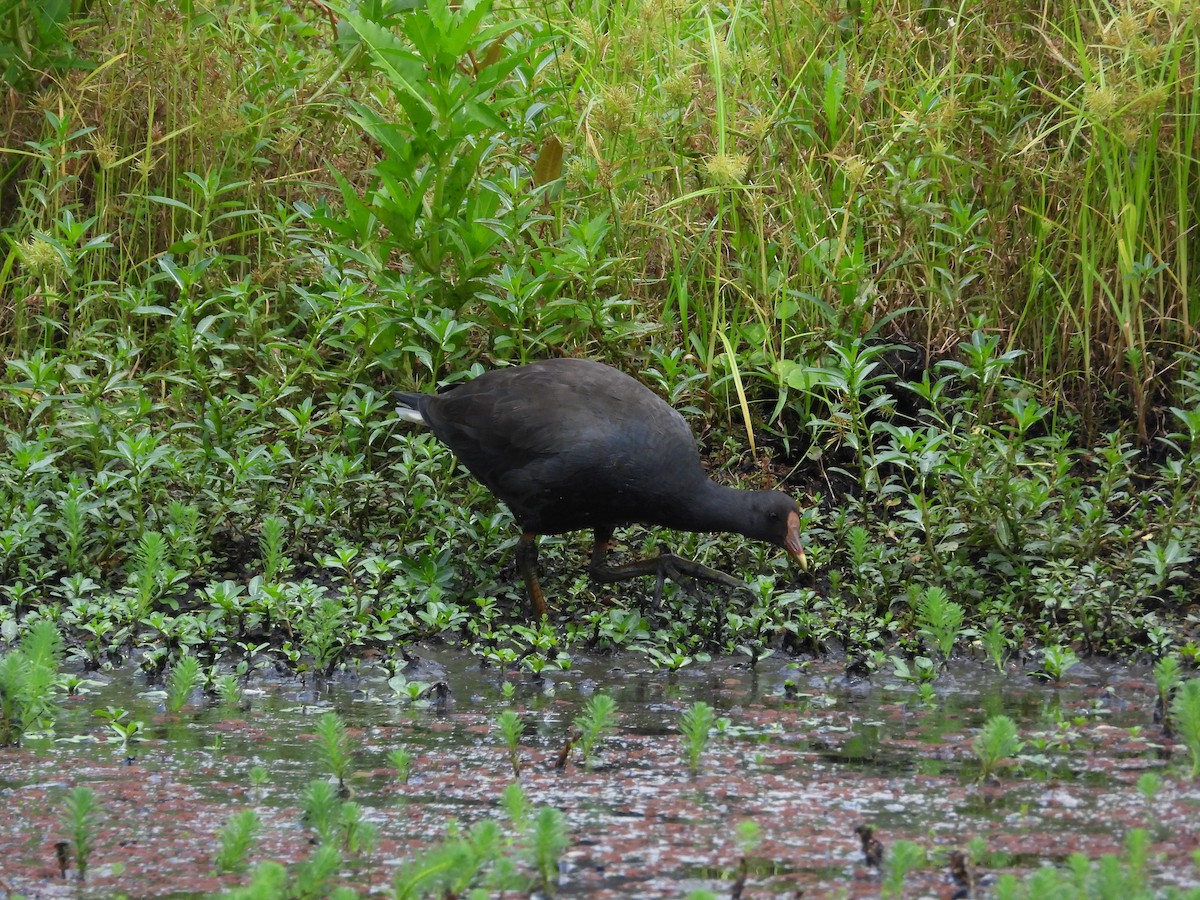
[395,358,806,616]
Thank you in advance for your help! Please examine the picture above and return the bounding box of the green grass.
[0,0,1197,683]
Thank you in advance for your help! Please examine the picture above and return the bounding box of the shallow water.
[1,648,1196,897]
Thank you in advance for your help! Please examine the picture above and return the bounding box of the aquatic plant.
[914,585,965,666]
[981,619,1010,672]
[214,673,243,707]
[388,747,413,784]
[259,514,289,583]
[314,712,355,792]
[0,620,63,745]
[680,700,716,778]
[292,844,344,899]
[882,840,925,899]
[891,654,937,688]
[501,781,531,831]
[215,809,259,873]
[1154,656,1183,725]
[573,694,618,766]
[529,807,569,896]
[338,801,379,855]
[94,706,144,757]
[991,829,1169,900]
[1136,771,1162,810]
[974,714,1023,782]
[165,652,202,713]
[392,819,505,899]
[302,779,341,845]
[1171,679,1200,778]
[496,710,524,777]
[62,785,101,882]
[1039,644,1080,682]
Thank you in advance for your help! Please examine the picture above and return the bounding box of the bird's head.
[751,491,807,570]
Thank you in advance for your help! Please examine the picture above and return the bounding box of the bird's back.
[413,359,706,533]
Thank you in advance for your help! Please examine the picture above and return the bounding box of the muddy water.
[0,649,1196,897]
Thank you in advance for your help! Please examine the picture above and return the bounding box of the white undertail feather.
[394,404,427,425]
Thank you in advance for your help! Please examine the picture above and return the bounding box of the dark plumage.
[395,358,806,616]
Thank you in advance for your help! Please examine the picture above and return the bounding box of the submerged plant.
[392,818,505,898]
[1136,771,1162,809]
[293,844,343,899]
[980,619,1010,672]
[94,706,144,757]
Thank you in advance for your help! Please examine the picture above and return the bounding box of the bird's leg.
[516,532,549,619]
[586,530,751,600]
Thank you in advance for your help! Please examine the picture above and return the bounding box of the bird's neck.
[659,478,755,535]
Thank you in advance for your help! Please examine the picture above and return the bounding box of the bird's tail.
[393,392,429,425]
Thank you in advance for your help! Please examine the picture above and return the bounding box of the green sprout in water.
[729,819,762,894]
[214,673,243,707]
[1154,656,1183,725]
[496,709,524,777]
[680,700,715,778]
[981,619,1010,672]
[62,785,101,882]
[216,808,260,873]
[573,694,617,766]
[1136,771,1162,808]
[302,778,341,845]
[1039,644,1079,681]
[974,714,1023,782]
[529,806,569,897]
[95,706,144,758]
[293,844,342,899]
[1170,678,1200,778]
[166,652,202,713]
[0,619,64,745]
[338,800,379,855]
[502,781,531,831]
[314,711,355,792]
[882,840,924,899]
[388,747,413,784]
[914,585,964,666]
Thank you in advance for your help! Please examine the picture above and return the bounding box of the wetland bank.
[4,0,1200,895]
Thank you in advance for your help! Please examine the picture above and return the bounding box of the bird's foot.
[587,549,749,607]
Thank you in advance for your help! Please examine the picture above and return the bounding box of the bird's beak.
[784,510,807,570]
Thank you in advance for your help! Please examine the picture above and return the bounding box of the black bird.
[395,358,806,616]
